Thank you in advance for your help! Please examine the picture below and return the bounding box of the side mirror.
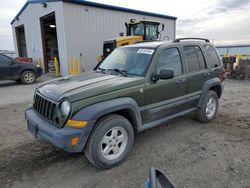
[153,69,174,81]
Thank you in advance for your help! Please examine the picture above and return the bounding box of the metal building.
[11,0,177,76]
[216,44,250,58]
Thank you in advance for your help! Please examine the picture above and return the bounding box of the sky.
[0,0,250,50]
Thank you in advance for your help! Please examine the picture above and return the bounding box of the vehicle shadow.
[0,76,51,88]
[0,81,19,87]
[0,140,86,185]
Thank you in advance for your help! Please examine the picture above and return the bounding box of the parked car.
[25,38,225,169]
[0,53,43,84]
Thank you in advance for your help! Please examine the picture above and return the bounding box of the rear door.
[0,54,11,80]
[183,45,209,108]
[144,47,187,123]
[203,45,222,79]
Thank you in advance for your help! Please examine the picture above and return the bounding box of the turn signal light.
[66,120,88,128]
[71,136,79,145]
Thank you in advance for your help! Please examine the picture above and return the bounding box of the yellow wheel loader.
[97,20,164,62]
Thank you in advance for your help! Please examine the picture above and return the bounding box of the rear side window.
[0,55,12,66]
[0,54,11,63]
[156,48,182,77]
[203,45,221,68]
[183,46,206,72]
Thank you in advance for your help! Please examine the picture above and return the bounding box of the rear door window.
[203,45,221,68]
[183,46,200,72]
[184,45,207,72]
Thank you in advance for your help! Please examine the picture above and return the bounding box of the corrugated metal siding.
[62,2,176,71]
[12,2,176,76]
[11,2,69,75]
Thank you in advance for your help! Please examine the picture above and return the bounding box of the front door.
[144,47,187,123]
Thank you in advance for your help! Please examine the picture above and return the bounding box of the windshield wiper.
[108,68,127,76]
[96,67,107,74]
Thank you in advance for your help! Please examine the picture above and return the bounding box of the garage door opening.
[40,12,59,73]
[15,25,27,57]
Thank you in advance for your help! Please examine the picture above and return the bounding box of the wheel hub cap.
[24,73,35,83]
[206,97,216,118]
[100,127,128,161]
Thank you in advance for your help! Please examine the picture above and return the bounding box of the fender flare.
[72,97,142,131]
[197,78,222,107]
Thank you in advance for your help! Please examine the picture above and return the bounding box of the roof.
[127,38,214,49]
[128,20,161,25]
[11,0,177,24]
[125,41,171,48]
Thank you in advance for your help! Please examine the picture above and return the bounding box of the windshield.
[130,23,144,36]
[145,24,158,40]
[97,47,154,76]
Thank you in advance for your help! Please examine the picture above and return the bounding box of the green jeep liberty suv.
[25,38,225,169]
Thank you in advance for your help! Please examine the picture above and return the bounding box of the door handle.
[176,78,186,84]
[203,72,211,77]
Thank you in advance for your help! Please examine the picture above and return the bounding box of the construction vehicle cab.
[98,20,163,62]
[126,20,162,40]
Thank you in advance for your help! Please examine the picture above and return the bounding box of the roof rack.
[173,38,210,43]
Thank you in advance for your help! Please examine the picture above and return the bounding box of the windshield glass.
[145,24,158,40]
[130,23,144,36]
[97,47,154,76]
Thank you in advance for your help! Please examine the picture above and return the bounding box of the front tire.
[21,70,36,84]
[195,90,218,123]
[84,114,134,169]
[16,79,22,84]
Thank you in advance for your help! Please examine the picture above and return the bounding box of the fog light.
[71,136,79,145]
[66,119,88,128]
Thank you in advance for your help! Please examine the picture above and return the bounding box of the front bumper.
[25,107,95,153]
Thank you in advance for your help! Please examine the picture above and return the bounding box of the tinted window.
[195,46,206,69]
[0,54,11,64]
[183,46,200,72]
[204,45,221,68]
[156,48,182,77]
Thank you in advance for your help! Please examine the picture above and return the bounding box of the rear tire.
[84,114,134,169]
[195,90,218,123]
[21,71,36,84]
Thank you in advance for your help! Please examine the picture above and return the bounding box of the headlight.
[60,100,71,117]
[36,64,40,68]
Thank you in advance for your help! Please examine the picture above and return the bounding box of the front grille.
[33,93,57,122]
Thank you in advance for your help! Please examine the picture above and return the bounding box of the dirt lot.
[0,79,250,188]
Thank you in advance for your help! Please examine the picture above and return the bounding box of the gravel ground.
[0,79,250,188]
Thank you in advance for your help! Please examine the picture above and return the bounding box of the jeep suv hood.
[37,71,145,102]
